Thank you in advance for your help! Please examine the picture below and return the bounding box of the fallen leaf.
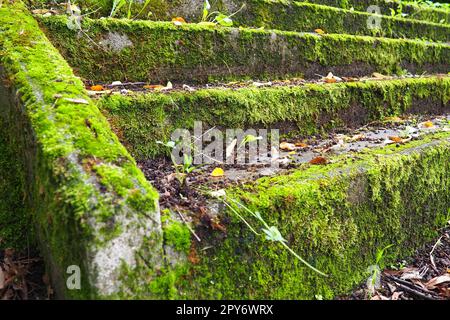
[372,72,389,79]
[349,134,365,142]
[295,142,308,148]
[161,81,173,91]
[183,84,195,92]
[400,268,422,280]
[309,156,328,165]
[391,291,402,300]
[188,246,200,264]
[32,9,51,15]
[314,28,325,35]
[425,274,450,290]
[388,136,404,143]
[172,17,186,26]
[63,98,89,105]
[90,85,104,91]
[143,84,164,90]
[323,72,342,83]
[324,72,337,83]
[211,167,225,177]
[280,142,296,151]
[253,81,272,87]
[210,189,226,198]
[383,116,403,123]
[420,121,434,128]
[226,139,237,159]
[342,76,358,82]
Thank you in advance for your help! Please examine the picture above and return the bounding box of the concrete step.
[96,75,449,160]
[39,16,450,84]
[304,0,449,24]
[171,127,450,299]
[232,2,450,43]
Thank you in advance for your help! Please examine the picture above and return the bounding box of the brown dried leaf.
[425,274,450,290]
[391,291,402,300]
[309,156,328,165]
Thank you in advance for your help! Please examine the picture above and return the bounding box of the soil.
[0,247,52,300]
[339,226,450,300]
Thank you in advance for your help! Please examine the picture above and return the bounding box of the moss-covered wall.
[171,132,450,299]
[0,1,163,299]
[98,76,449,160]
[0,79,31,250]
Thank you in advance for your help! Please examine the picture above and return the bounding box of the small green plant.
[389,260,407,270]
[110,0,152,19]
[390,2,409,18]
[211,192,328,277]
[201,0,245,27]
[157,140,195,185]
[366,244,393,295]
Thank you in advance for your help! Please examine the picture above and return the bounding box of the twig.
[176,210,201,242]
[393,282,439,300]
[385,274,440,299]
[385,274,433,294]
[429,235,443,270]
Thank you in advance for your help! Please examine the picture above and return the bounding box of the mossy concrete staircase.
[1,0,449,299]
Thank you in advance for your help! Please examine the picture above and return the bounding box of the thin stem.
[223,201,260,236]
[280,241,328,277]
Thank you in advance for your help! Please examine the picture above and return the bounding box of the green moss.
[0,106,30,250]
[98,76,449,160]
[161,215,191,254]
[38,16,449,84]
[303,0,449,24]
[231,1,450,42]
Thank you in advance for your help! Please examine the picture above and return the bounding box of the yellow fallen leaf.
[172,17,186,26]
[384,116,403,123]
[295,142,308,148]
[422,121,434,128]
[143,84,164,90]
[90,85,105,91]
[388,136,403,143]
[211,167,224,177]
[314,28,325,35]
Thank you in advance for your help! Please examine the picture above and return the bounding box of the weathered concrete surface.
[0,1,163,299]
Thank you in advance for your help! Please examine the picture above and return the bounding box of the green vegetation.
[1,0,449,300]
